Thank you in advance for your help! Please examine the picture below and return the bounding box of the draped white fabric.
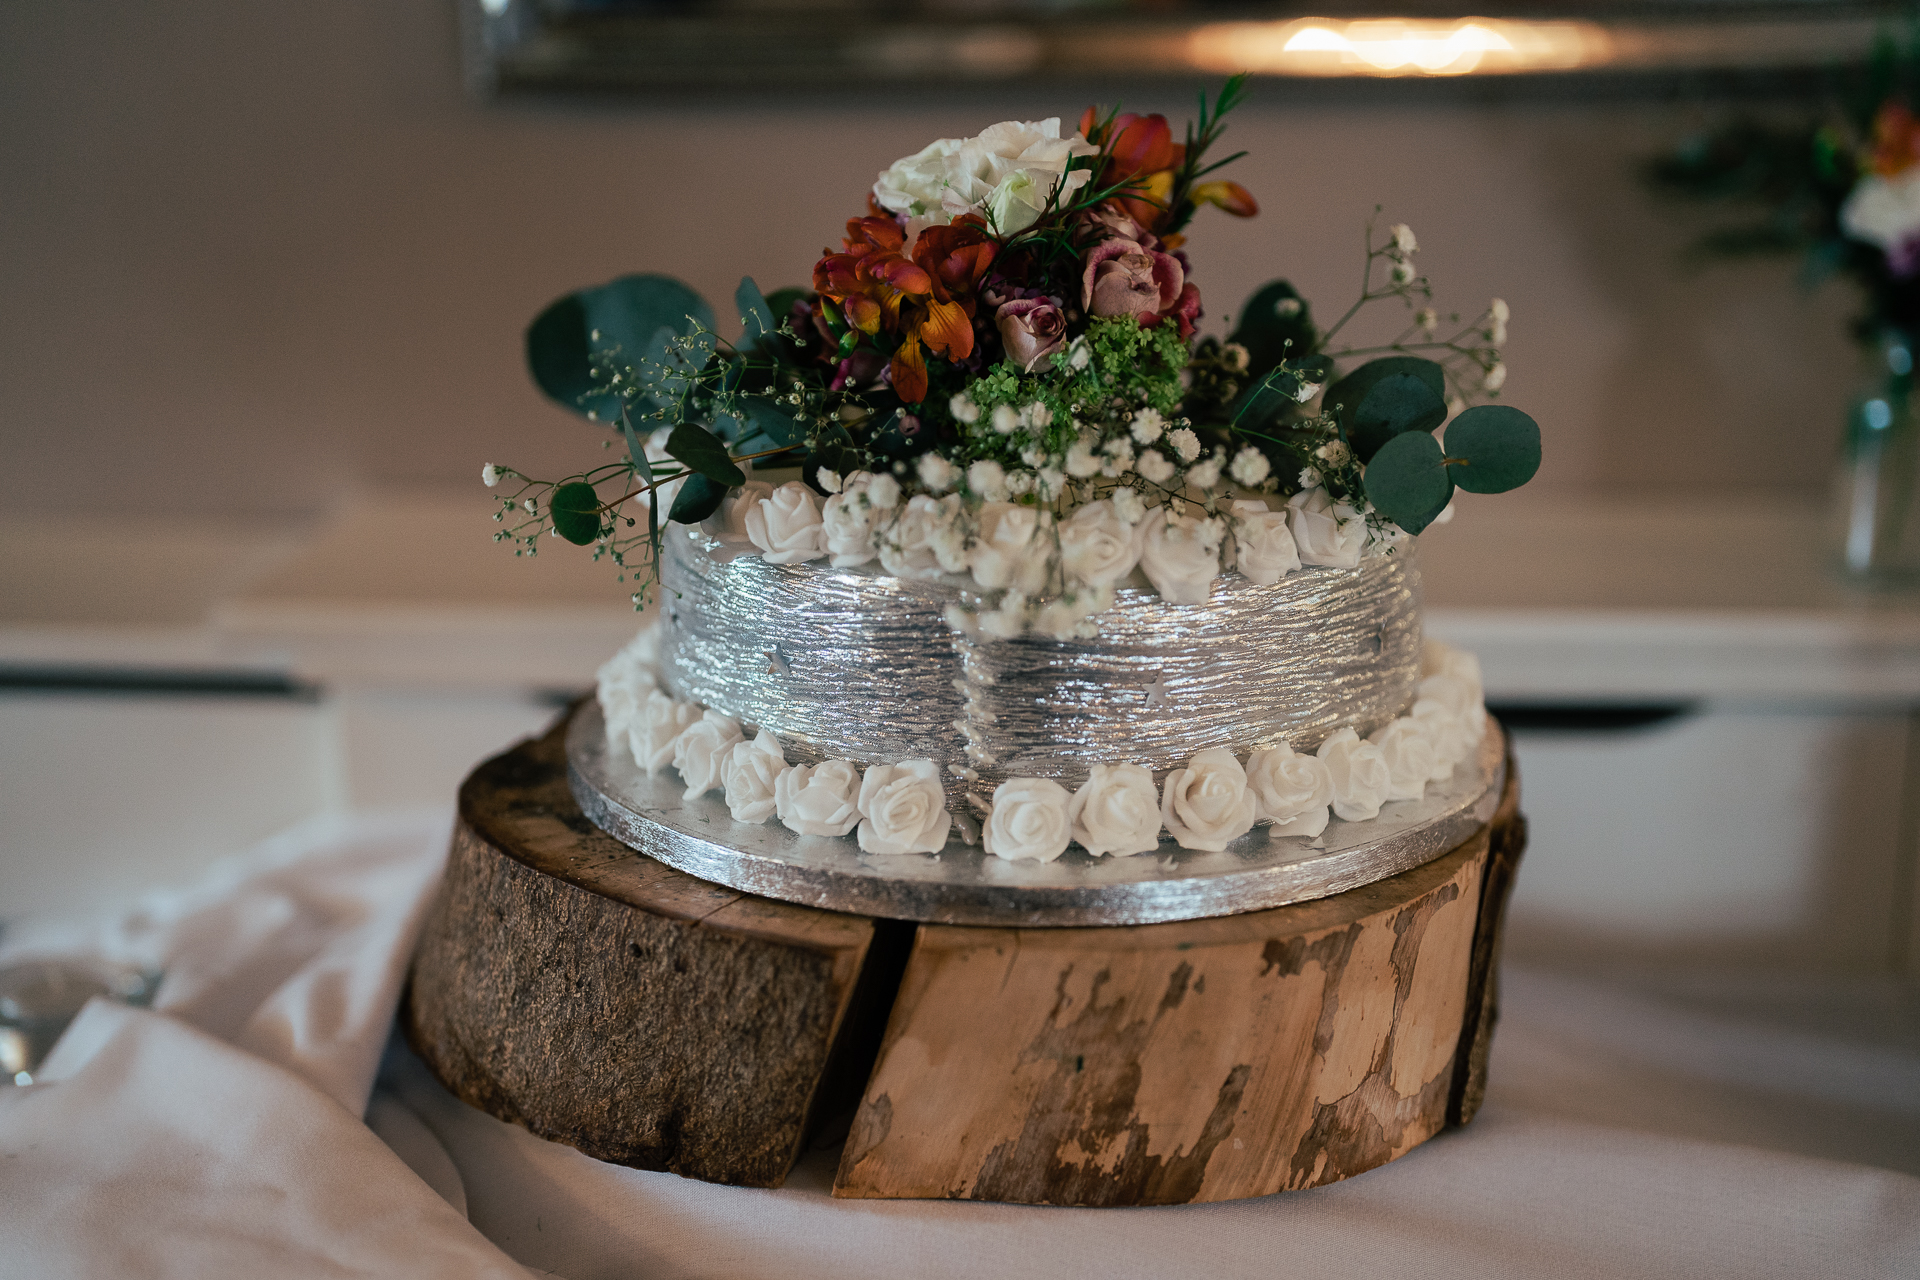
[2,813,1916,1279]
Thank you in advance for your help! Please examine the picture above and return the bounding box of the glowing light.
[1190,18,1607,78]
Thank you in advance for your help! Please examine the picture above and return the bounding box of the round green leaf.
[549,482,603,546]
[665,422,746,487]
[524,275,715,422]
[1443,405,1541,493]
[667,473,729,526]
[1362,430,1454,534]
[1326,357,1447,461]
[1228,280,1317,378]
[526,297,621,423]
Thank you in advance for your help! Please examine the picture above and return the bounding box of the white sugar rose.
[1288,488,1367,569]
[596,647,658,751]
[1369,718,1436,803]
[632,691,701,775]
[984,776,1074,863]
[1410,697,1472,779]
[880,493,966,579]
[721,730,788,823]
[745,481,827,564]
[703,480,773,544]
[1139,511,1223,604]
[971,501,1052,593]
[1060,498,1144,589]
[774,759,862,837]
[857,759,952,855]
[1245,744,1334,838]
[1067,764,1162,857]
[1318,727,1391,822]
[1228,498,1301,586]
[821,472,879,567]
[672,709,744,800]
[1161,748,1258,851]
[1421,640,1486,732]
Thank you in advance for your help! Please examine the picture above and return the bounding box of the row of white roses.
[598,627,1487,862]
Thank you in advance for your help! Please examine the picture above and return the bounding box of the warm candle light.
[1189,17,1608,77]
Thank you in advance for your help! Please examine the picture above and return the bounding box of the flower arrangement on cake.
[489,80,1541,862]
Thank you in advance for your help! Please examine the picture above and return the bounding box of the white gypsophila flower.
[1060,497,1144,588]
[1187,456,1222,491]
[1490,297,1510,323]
[1065,439,1102,479]
[1067,338,1092,370]
[991,404,1020,435]
[867,473,901,510]
[1287,487,1367,570]
[1488,319,1507,348]
[821,487,879,568]
[879,493,956,580]
[1483,362,1507,391]
[979,590,1030,639]
[950,394,982,424]
[1391,260,1415,285]
[917,452,961,492]
[482,463,500,487]
[1005,469,1035,498]
[1110,487,1147,525]
[1245,744,1335,838]
[983,776,1074,862]
[1161,749,1258,852]
[745,481,828,564]
[1100,437,1135,478]
[1314,440,1350,466]
[1024,401,1053,429]
[1416,308,1438,334]
[1293,379,1322,404]
[704,480,774,544]
[1139,511,1222,604]
[968,458,1009,501]
[1068,764,1162,857]
[673,709,744,800]
[1034,587,1109,641]
[1297,465,1323,489]
[1391,223,1418,254]
[1229,447,1271,488]
[1135,449,1176,485]
[631,691,702,776]
[971,501,1052,593]
[721,730,788,824]
[1318,727,1391,822]
[1222,342,1250,372]
[1276,295,1303,318]
[817,469,844,495]
[1019,445,1046,468]
[1130,407,1166,444]
[925,494,970,573]
[1167,427,1202,463]
[525,499,537,513]
[631,427,685,516]
[1228,498,1300,586]
[1369,718,1436,803]
[774,759,863,837]
[1036,466,1066,499]
[856,758,952,855]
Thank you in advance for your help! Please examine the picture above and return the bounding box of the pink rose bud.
[995,298,1068,372]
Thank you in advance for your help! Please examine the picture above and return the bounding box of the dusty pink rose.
[1082,239,1186,322]
[995,298,1067,372]
[1165,282,1202,338]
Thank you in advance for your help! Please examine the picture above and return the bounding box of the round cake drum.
[568,702,1506,927]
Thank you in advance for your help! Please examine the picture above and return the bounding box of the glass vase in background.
[1836,328,1920,585]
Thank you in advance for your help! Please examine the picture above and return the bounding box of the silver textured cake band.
[567,699,1506,927]
[658,527,1423,803]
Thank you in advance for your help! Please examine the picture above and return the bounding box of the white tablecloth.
[3,813,1917,1279]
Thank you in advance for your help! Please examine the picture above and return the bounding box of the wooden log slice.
[404,708,901,1188]
[834,746,1524,1206]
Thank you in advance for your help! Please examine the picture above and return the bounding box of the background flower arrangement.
[483,78,1543,632]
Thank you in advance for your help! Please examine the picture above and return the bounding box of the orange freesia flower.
[1079,109,1187,229]
[1873,103,1920,178]
[1191,180,1259,218]
[813,216,933,335]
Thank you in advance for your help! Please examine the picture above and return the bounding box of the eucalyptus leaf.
[666,422,746,486]
[549,482,604,546]
[525,275,715,421]
[1326,357,1447,461]
[618,409,654,490]
[1362,430,1453,534]
[1444,404,1541,493]
[1228,281,1317,379]
[735,394,806,446]
[763,287,807,326]
[735,276,779,349]
[667,472,729,525]
[526,296,621,423]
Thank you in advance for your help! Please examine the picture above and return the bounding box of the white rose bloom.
[879,494,955,579]
[971,501,1052,593]
[721,730,788,823]
[1059,498,1144,589]
[1229,447,1271,488]
[821,480,879,568]
[702,480,774,544]
[672,709,744,800]
[1228,498,1301,586]
[628,623,663,672]
[1161,748,1258,852]
[745,481,827,564]
[983,776,1074,863]
[1420,639,1488,739]
[856,758,952,855]
[774,759,862,837]
[1410,697,1472,779]
[1067,763,1162,857]
[874,119,1097,239]
[1139,511,1222,604]
[1245,744,1334,838]
[1841,170,1920,255]
[1317,727,1391,822]
[1369,717,1436,803]
[595,649,658,756]
[632,691,702,776]
[1287,488,1367,569]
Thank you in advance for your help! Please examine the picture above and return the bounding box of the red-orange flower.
[1079,109,1187,229]
[1191,180,1259,218]
[1873,103,1920,178]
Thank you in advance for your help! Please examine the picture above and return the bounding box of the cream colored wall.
[1,0,1861,519]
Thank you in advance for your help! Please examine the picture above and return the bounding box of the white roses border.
[599,625,1486,863]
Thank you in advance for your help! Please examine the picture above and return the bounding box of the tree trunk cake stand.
[405,704,1527,1206]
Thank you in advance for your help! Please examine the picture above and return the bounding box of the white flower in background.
[984,776,1075,862]
[1287,488,1367,569]
[1100,437,1136,478]
[817,469,845,495]
[1245,744,1335,838]
[1060,498,1145,588]
[673,710,744,800]
[1065,440,1102,478]
[1067,337,1092,370]
[917,452,961,492]
[874,119,1098,238]
[1423,638,1486,705]
[949,394,982,424]
[774,759,863,837]
[1490,297,1510,323]
[525,499,537,513]
[971,502,1052,593]
[1139,511,1222,603]
[1034,587,1110,640]
[1487,298,1509,347]
[880,493,964,579]
[1841,171,1920,259]
[1187,454,1223,491]
[1135,449,1176,485]
[1161,749,1258,851]
[1168,427,1202,463]
[867,473,901,510]
[1482,362,1507,392]
[821,476,879,568]
[1318,727,1391,822]
[1130,407,1166,444]
[631,428,684,516]
[1369,718,1436,803]
[979,590,1032,639]
[1314,440,1350,467]
[1035,466,1067,500]
[1229,447,1271,488]
[1409,697,1472,780]
[968,458,1010,502]
[721,730,788,823]
[704,480,774,544]
[1297,465,1323,489]
[1222,342,1251,372]
[925,494,971,573]
[1067,764,1162,857]
[1416,308,1438,334]
[991,404,1021,435]
[1420,639,1488,742]
[1228,498,1300,585]
[1391,223,1418,254]
[744,481,827,564]
[1110,487,1147,525]
[595,645,658,753]
[632,691,702,776]
[1391,260,1416,285]
[857,759,952,855]
[481,463,500,487]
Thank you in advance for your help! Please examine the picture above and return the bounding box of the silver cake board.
[567,701,1506,928]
